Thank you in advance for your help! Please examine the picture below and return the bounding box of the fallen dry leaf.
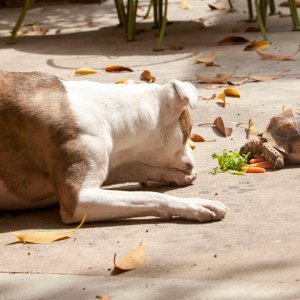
[249,69,288,82]
[195,71,235,84]
[224,88,240,97]
[194,50,220,67]
[218,93,225,101]
[244,40,271,51]
[188,138,196,150]
[247,119,259,138]
[208,3,227,10]
[96,295,111,300]
[32,23,49,35]
[140,70,156,83]
[12,215,87,244]
[114,242,145,271]
[256,46,300,61]
[214,117,232,137]
[105,65,134,72]
[74,67,97,76]
[190,133,205,142]
[179,0,191,9]
[226,77,249,86]
[279,0,300,7]
[202,93,217,100]
[115,80,126,84]
[218,36,249,45]
[245,26,260,32]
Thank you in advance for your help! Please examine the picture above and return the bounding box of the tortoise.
[240,109,300,169]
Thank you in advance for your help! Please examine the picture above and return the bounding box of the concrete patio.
[0,0,300,299]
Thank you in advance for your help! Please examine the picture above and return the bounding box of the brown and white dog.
[0,71,227,224]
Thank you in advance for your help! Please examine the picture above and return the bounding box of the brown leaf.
[190,133,205,142]
[32,23,49,35]
[208,3,227,10]
[114,242,145,271]
[105,66,134,72]
[140,70,156,83]
[279,0,300,7]
[218,36,249,45]
[96,295,111,300]
[244,40,271,51]
[115,80,126,84]
[249,69,288,82]
[195,71,235,84]
[247,119,259,138]
[245,26,260,32]
[202,93,217,100]
[194,50,220,67]
[224,88,240,97]
[213,117,232,137]
[12,215,87,244]
[256,46,300,61]
[74,67,97,76]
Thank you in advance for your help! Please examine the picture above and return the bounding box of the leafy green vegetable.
[211,150,249,175]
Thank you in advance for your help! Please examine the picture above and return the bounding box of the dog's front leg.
[66,187,227,224]
[104,162,197,186]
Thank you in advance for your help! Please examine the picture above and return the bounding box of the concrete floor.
[0,0,300,299]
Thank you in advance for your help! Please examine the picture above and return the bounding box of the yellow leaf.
[188,138,196,150]
[247,119,259,138]
[244,40,271,51]
[194,51,220,67]
[114,242,145,271]
[12,214,87,244]
[179,0,191,9]
[224,88,240,98]
[74,67,97,76]
[105,65,133,72]
[115,80,126,84]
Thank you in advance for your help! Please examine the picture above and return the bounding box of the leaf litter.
[12,214,87,244]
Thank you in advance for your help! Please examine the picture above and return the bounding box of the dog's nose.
[186,163,193,170]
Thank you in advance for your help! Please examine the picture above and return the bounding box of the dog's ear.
[168,79,198,109]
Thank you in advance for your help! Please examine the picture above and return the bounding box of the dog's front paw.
[179,199,228,222]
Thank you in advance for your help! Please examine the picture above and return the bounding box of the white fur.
[59,79,227,224]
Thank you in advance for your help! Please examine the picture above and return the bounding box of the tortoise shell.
[262,109,300,163]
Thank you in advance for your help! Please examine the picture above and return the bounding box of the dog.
[0,71,227,224]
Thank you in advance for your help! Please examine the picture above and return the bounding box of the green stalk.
[158,0,163,29]
[227,0,234,10]
[247,0,255,22]
[143,0,153,19]
[288,0,300,30]
[260,0,267,28]
[153,0,158,28]
[114,0,124,26]
[153,0,168,51]
[255,0,269,41]
[8,0,35,44]
[127,0,134,40]
[268,0,276,15]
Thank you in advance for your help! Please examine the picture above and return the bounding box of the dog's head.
[142,79,198,173]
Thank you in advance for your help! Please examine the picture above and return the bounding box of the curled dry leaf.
[214,117,232,137]
[114,242,145,271]
[12,214,87,244]
[190,133,205,142]
[279,0,300,7]
[208,3,227,10]
[244,40,271,51]
[32,24,49,35]
[105,66,134,72]
[194,51,220,67]
[74,67,97,76]
[247,119,259,138]
[218,36,249,45]
[195,71,235,84]
[256,46,300,61]
[179,0,191,9]
[140,70,156,83]
[224,88,240,98]
[202,93,217,100]
[249,69,288,82]
[115,80,126,84]
[188,138,196,150]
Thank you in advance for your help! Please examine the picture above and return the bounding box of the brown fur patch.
[0,71,89,221]
[179,109,192,144]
